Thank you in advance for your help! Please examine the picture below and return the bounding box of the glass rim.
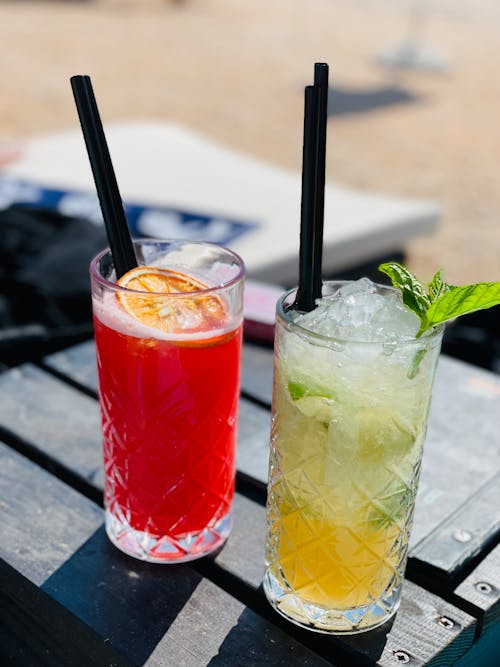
[90,238,246,298]
[277,281,445,346]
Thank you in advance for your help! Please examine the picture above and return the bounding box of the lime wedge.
[288,380,333,401]
[287,380,335,423]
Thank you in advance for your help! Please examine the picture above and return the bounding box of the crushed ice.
[294,278,420,342]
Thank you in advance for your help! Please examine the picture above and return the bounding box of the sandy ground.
[1,0,499,285]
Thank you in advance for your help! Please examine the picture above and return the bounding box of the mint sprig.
[377,262,430,319]
[379,262,500,337]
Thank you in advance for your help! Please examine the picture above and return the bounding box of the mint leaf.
[407,348,427,379]
[379,263,500,338]
[428,269,455,302]
[378,262,430,319]
[418,282,500,336]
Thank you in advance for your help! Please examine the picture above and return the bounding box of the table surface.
[1,338,499,666]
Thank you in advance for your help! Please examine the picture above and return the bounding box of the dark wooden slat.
[236,398,271,484]
[410,356,500,551]
[217,494,267,588]
[41,339,98,392]
[411,473,500,578]
[0,364,103,485]
[143,579,334,666]
[241,342,274,405]
[454,544,500,636]
[0,442,103,587]
[1,560,134,667]
[376,583,477,667]
[0,442,333,667]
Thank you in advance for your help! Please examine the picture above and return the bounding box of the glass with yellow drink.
[264,278,444,633]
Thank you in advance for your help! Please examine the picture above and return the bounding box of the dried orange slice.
[116,266,226,334]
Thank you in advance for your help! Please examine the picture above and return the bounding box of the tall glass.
[90,240,245,563]
[264,282,443,633]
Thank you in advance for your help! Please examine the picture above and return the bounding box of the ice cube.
[294,279,420,343]
[370,293,420,340]
[336,277,377,298]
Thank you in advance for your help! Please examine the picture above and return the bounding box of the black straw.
[293,63,329,312]
[70,75,137,279]
[312,63,329,303]
[294,85,319,312]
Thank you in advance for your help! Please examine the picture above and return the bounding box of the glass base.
[105,509,232,563]
[263,570,401,634]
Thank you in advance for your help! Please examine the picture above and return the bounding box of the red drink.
[90,240,245,562]
[94,316,241,542]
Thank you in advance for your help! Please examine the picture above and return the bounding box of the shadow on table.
[41,526,203,666]
[206,606,333,667]
[38,526,390,666]
[328,83,423,116]
[208,584,394,667]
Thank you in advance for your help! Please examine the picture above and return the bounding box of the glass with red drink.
[90,240,245,562]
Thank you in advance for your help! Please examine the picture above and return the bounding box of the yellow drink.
[274,513,401,609]
[264,280,443,633]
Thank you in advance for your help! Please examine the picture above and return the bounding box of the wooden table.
[1,339,499,666]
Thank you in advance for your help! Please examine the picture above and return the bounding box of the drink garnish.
[288,380,333,401]
[116,266,225,333]
[379,262,500,337]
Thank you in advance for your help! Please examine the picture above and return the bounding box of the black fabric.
[0,205,107,365]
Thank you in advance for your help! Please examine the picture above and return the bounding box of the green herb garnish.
[288,380,333,401]
[379,262,500,337]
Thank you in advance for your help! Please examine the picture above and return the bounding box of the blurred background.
[0,0,499,368]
